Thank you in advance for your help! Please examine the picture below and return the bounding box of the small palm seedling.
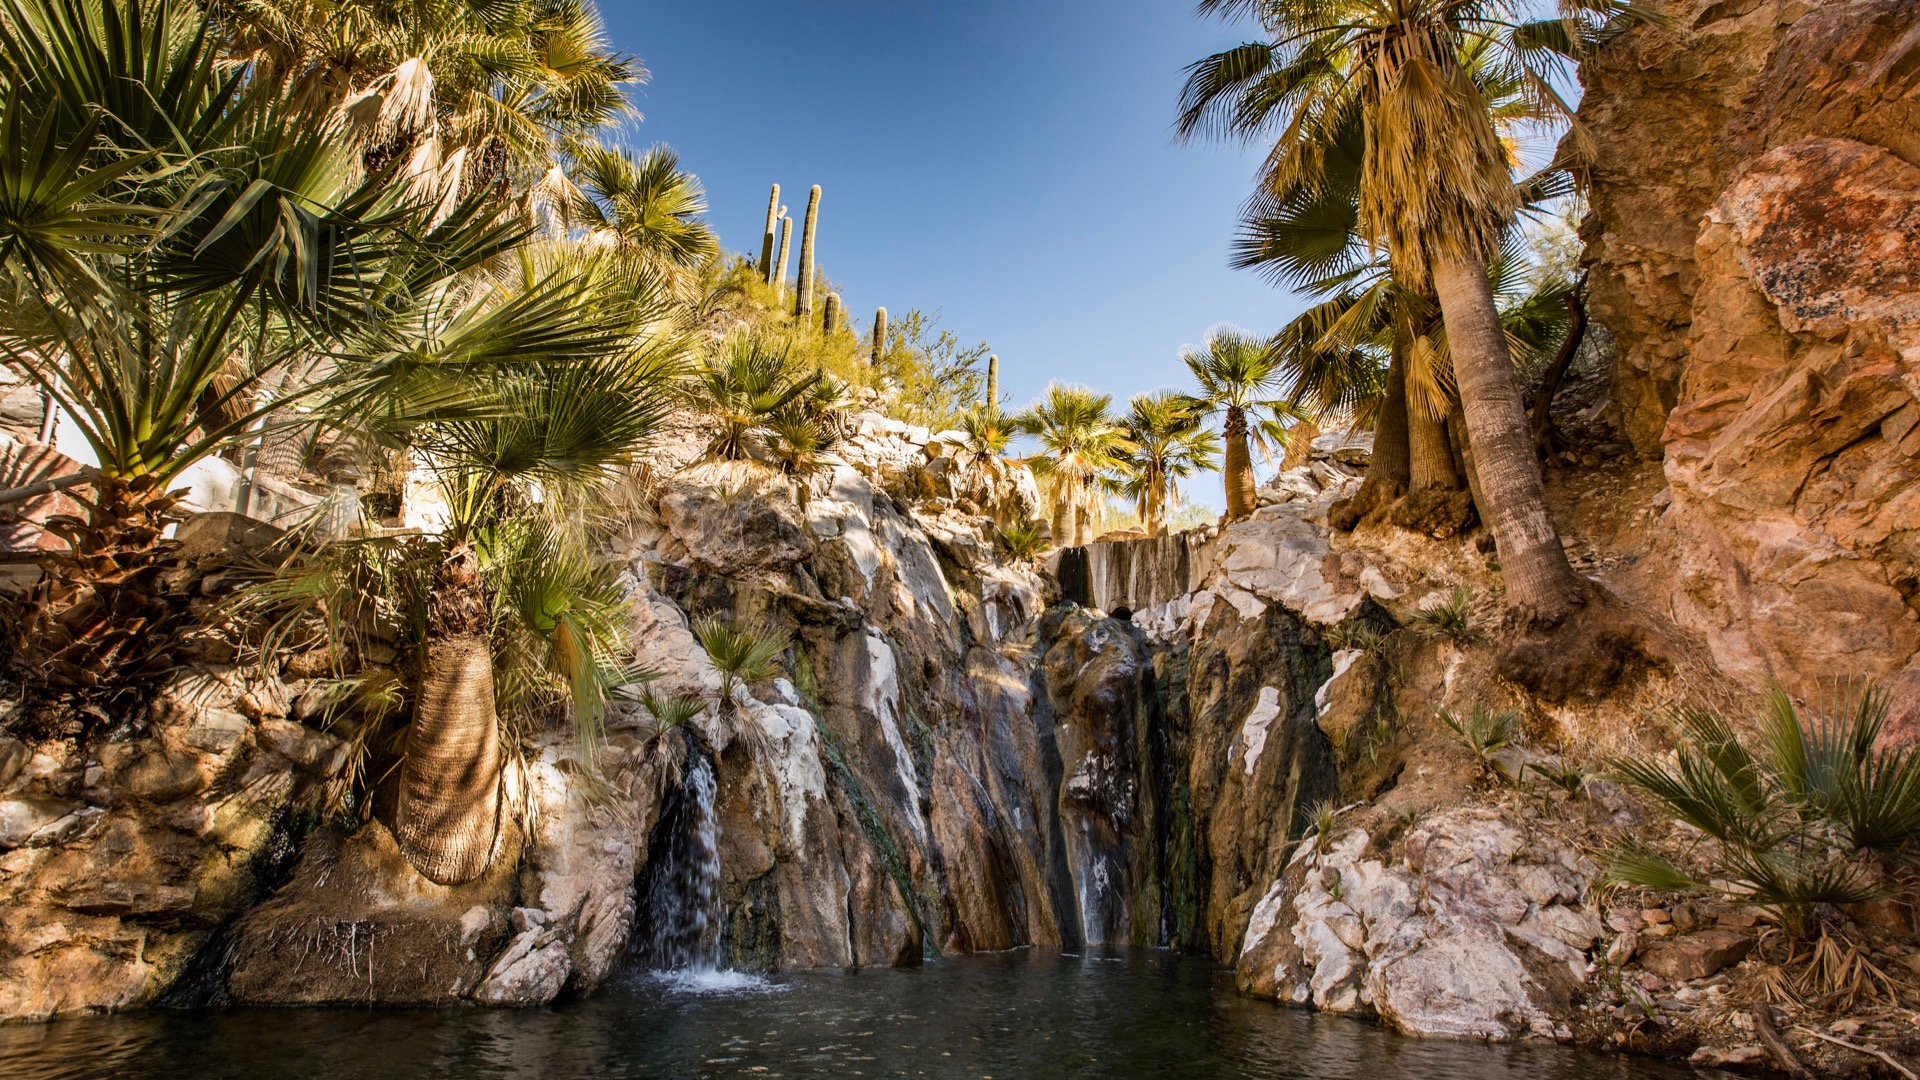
[1605,682,1919,941]
[1528,759,1593,799]
[640,691,706,736]
[693,617,788,705]
[1439,706,1519,774]
[1409,586,1476,643]
[998,519,1049,561]
[764,405,842,483]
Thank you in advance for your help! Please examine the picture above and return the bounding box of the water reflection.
[0,950,1717,1080]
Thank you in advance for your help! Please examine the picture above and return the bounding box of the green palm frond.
[692,617,788,705]
[489,515,651,760]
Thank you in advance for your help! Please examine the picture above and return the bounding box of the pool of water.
[0,950,1715,1079]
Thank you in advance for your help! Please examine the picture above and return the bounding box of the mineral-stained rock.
[1663,134,1920,737]
[1235,808,1603,1042]
[1042,609,1161,946]
[1577,0,1920,739]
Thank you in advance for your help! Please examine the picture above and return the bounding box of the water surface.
[0,950,1714,1079]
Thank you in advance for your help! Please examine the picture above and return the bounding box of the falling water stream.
[629,752,769,995]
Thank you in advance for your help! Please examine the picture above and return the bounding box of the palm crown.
[1120,392,1220,537]
[1014,383,1132,549]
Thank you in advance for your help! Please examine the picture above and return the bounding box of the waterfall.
[635,754,722,972]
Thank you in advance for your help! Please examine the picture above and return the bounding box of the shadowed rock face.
[1042,609,1163,947]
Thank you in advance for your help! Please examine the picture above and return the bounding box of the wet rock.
[472,927,571,1006]
[1043,610,1161,947]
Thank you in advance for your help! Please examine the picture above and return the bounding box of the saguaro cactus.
[871,307,888,365]
[986,355,999,409]
[822,293,840,334]
[794,185,821,317]
[774,215,793,296]
[759,184,780,280]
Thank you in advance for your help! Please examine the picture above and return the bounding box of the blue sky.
[599,2,1298,502]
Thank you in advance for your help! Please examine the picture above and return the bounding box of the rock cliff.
[1577,0,1920,738]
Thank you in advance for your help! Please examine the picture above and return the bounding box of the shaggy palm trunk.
[1283,418,1319,471]
[6,474,186,726]
[1144,480,1166,538]
[1076,503,1093,547]
[1051,491,1075,550]
[1430,255,1580,623]
[1370,342,1412,493]
[395,543,503,885]
[1408,396,1460,491]
[1222,406,1256,521]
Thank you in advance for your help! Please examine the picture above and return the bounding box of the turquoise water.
[0,950,1712,1079]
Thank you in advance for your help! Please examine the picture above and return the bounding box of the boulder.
[1236,808,1603,1041]
[1640,929,1753,982]
[1577,0,1920,739]
[658,462,814,574]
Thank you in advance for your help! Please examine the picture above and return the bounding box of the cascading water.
[634,754,722,972]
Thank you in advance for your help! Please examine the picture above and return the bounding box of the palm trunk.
[395,543,503,885]
[1430,255,1580,624]
[1408,394,1460,491]
[1369,341,1412,494]
[1145,481,1166,538]
[1223,406,1255,520]
[1051,491,1074,550]
[1076,502,1093,548]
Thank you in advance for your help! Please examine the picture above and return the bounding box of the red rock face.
[1579,0,1920,742]
[1662,137,1920,741]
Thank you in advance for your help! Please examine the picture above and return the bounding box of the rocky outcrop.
[1236,809,1603,1041]
[0,671,337,1021]
[1578,0,1920,737]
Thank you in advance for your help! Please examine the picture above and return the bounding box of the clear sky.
[599,1,1299,505]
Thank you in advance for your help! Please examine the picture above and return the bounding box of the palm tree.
[222,0,640,192]
[568,142,720,283]
[0,0,527,709]
[1179,328,1298,521]
[1177,0,1634,622]
[1120,393,1220,537]
[363,254,682,885]
[1013,384,1131,549]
